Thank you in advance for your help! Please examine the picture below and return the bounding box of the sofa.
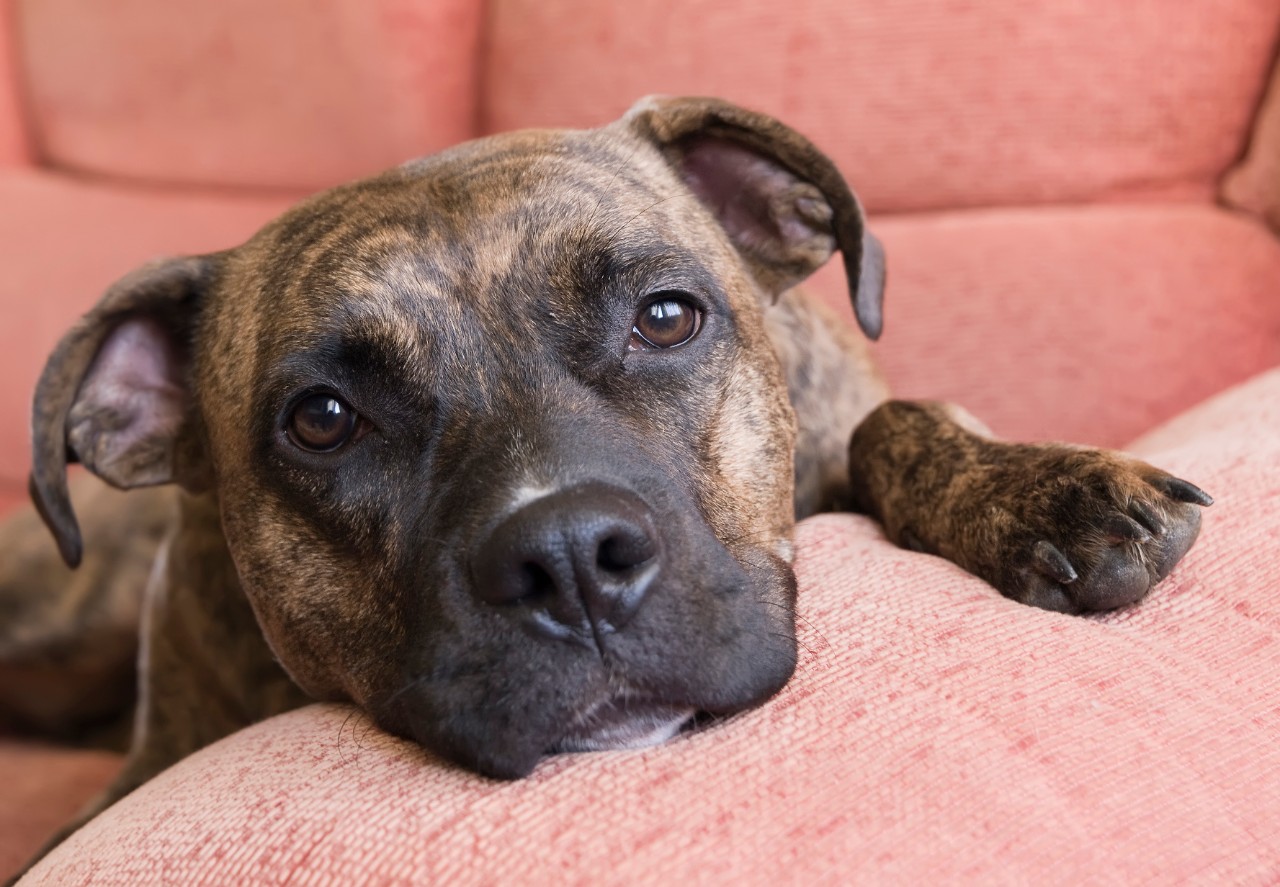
[2,0,1279,882]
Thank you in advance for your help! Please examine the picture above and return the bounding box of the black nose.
[471,484,661,646]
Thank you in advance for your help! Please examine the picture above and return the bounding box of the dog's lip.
[551,697,697,754]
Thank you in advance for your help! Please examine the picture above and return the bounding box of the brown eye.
[288,394,358,452]
[630,296,702,350]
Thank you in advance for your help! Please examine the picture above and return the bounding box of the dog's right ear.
[624,95,885,340]
[29,255,218,568]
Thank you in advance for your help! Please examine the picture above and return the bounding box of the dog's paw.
[974,448,1213,613]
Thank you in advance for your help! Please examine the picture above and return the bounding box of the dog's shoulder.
[764,288,887,518]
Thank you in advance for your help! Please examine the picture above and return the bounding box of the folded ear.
[625,95,884,340]
[29,255,218,567]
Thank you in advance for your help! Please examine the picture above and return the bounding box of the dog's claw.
[1156,476,1214,507]
[1032,540,1078,584]
[1129,499,1165,536]
[901,528,927,553]
[982,449,1210,613]
[1102,513,1153,545]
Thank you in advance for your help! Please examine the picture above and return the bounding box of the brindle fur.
[848,401,1209,613]
[0,96,1208,880]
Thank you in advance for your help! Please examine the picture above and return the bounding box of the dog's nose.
[471,484,661,645]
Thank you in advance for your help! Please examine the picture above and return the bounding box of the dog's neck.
[140,491,309,746]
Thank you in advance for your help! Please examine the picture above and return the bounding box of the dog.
[0,96,1212,875]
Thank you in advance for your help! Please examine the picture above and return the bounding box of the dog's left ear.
[625,95,884,340]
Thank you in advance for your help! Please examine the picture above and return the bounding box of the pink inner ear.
[70,317,187,487]
[92,317,184,391]
[677,137,828,260]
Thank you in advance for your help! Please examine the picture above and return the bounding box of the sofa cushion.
[22,369,1280,885]
[809,203,1280,448]
[17,0,483,190]
[484,0,1280,214]
[0,741,120,880]
[0,169,294,496]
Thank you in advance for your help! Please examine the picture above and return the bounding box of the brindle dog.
[0,96,1210,874]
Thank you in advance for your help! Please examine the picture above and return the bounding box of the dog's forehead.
[274,130,708,307]
[240,127,735,356]
[221,126,745,405]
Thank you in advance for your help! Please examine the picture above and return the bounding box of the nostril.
[597,530,656,573]
[516,562,558,605]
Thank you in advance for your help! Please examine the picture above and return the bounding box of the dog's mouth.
[550,697,697,754]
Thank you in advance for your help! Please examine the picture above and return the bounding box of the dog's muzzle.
[468,482,701,752]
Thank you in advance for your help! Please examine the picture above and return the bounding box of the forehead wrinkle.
[423,135,655,197]
[252,132,722,408]
[456,194,680,314]
[338,240,451,315]
[425,142,668,240]
[268,230,440,389]
[323,300,435,393]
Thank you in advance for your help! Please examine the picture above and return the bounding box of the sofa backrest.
[0,0,28,166]
[15,0,484,190]
[10,0,1280,205]
[483,0,1280,214]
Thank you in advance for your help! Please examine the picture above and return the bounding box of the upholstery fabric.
[484,0,1280,214]
[0,169,294,495]
[16,0,484,190]
[0,0,30,165]
[0,742,120,879]
[809,203,1280,448]
[1222,51,1280,234]
[23,370,1280,885]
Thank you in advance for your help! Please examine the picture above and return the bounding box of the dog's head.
[29,97,883,777]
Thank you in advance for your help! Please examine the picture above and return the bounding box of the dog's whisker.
[335,707,363,767]
[601,194,681,246]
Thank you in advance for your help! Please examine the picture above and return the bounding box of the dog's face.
[30,98,883,777]
[205,122,804,777]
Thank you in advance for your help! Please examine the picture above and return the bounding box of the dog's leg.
[846,400,1213,612]
[0,479,171,747]
[764,289,1210,612]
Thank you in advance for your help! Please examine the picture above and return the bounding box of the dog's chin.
[551,699,697,754]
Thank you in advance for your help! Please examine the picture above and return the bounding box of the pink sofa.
[3,0,1279,881]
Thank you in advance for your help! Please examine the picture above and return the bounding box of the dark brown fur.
[0,96,1209,881]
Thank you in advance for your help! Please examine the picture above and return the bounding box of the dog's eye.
[629,296,702,350]
[287,394,358,453]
